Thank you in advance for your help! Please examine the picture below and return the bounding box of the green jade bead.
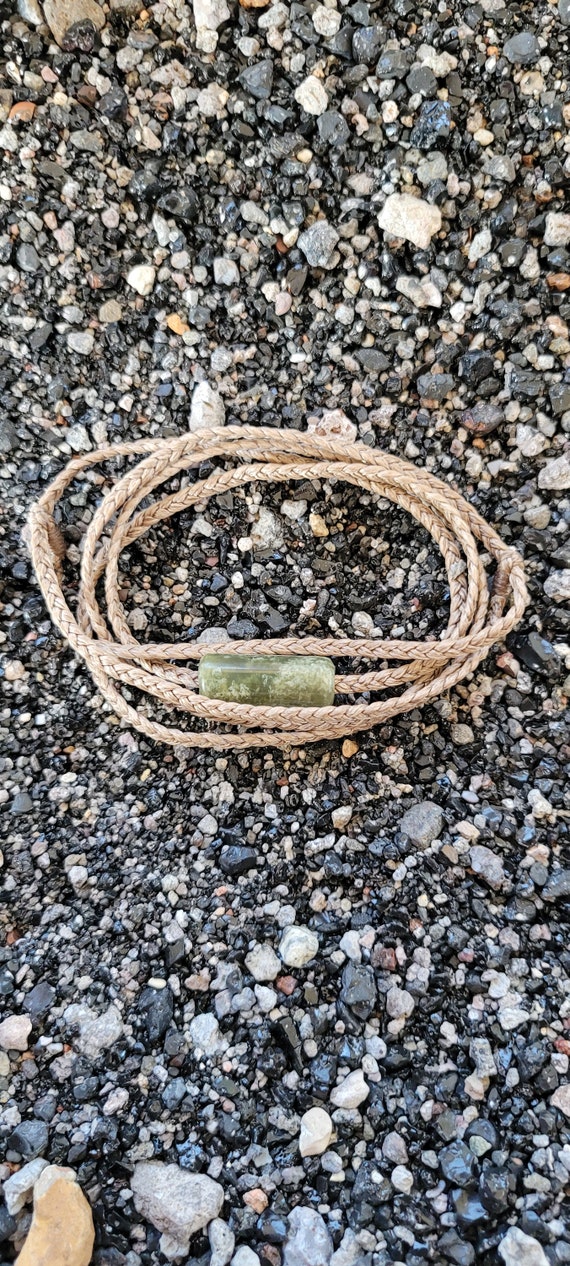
[198,654,336,708]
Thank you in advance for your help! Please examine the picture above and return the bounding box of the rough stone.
[550,1084,570,1116]
[386,986,415,1020]
[15,1166,94,1266]
[538,455,570,490]
[188,1012,227,1055]
[503,32,540,64]
[469,844,506,890]
[131,1162,224,1259]
[298,221,339,268]
[0,1013,32,1050]
[299,1106,334,1157]
[245,944,281,982]
[126,264,156,296]
[498,1226,549,1266]
[378,193,442,249]
[189,381,226,431]
[544,568,570,601]
[283,1206,333,1266]
[250,507,284,554]
[279,925,319,967]
[209,1218,235,1266]
[63,1004,123,1059]
[4,1159,48,1216]
[42,0,105,46]
[544,212,570,246]
[294,75,328,115]
[400,801,444,847]
[193,0,230,51]
[330,1069,369,1109]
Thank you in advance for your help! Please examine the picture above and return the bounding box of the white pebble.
[127,264,156,296]
[294,75,328,116]
[279,925,319,968]
[330,1069,369,1109]
[299,1106,334,1157]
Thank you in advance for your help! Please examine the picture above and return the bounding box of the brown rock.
[166,313,189,335]
[243,1188,268,1213]
[16,1166,94,1266]
[547,272,570,291]
[43,0,105,47]
[276,975,297,995]
[9,102,36,122]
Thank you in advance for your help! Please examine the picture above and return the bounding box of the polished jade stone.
[198,654,335,707]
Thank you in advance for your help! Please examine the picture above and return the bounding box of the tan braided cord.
[27,425,529,751]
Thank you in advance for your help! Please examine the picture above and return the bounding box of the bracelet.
[27,425,528,751]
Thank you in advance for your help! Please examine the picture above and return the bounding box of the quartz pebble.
[299,1106,334,1156]
[131,1162,224,1258]
[193,0,230,50]
[294,75,328,116]
[544,212,570,246]
[279,925,319,967]
[378,193,442,249]
[4,1159,48,1215]
[245,943,281,981]
[190,381,226,431]
[126,264,156,296]
[538,455,570,490]
[544,569,570,601]
[0,1014,32,1050]
[209,1219,235,1266]
[498,1226,549,1266]
[64,1004,123,1059]
[469,844,506,890]
[283,1206,333,1266]
[330,1069,369,1109]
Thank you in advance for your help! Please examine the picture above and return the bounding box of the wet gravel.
[1,0,570,1263]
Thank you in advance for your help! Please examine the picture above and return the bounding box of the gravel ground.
[1,0,570,1263]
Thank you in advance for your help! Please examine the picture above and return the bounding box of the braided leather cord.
[27,425,529,750]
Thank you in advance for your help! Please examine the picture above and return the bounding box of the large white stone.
[4,1159,48,1215]
[283,1207,333,1266]
[279,925,319,968]
[245,944,281,982]
[386,985,415,1019]
[193,0,230,50]
[551,1083,570,1116]
[209,1218,235,1266]
[299,1107,334,1157]
[189,381,225,432]
[544,211,570,246]
[294,75,328,116]
[0,1013,32,1051]
[498,1226,549,1266]
[378,193,442,249]
[538,455,570,490]
[131,1162,224,1259]
[64,1004,123,1059]
[544,569,570,602]
[395,275,442,308]
[330,1069,369,1109]
[250,507,284,554]
[126,264,156,296]
[188,1012,227,1056]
